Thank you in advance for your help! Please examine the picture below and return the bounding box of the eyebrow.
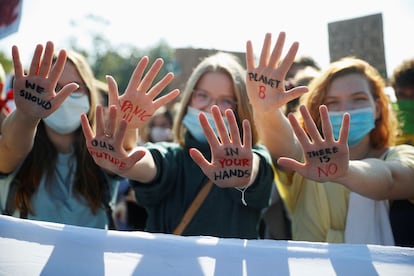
[195,88,235,99]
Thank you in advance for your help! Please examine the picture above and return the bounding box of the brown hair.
[14,50,105,215]
[300,56,398,149]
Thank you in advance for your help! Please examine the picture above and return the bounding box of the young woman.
[0,41,178,229]
[82,52,274,238]
[246,32,414,244]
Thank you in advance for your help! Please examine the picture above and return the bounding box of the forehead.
[328,73,371,97]
[196,72,234,97]
[59,62,83,83]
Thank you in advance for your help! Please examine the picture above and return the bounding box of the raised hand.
[189,105,253,188]
[106,56,180,129]
[277,105,350,182]
[81,105,146,175]
[12,41,78,119]
[245,32,308,112]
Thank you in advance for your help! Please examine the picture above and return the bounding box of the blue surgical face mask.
[329,107,375,147]
[182,106,229,143]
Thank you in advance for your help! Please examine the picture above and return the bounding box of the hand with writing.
[81,105,146,174]
[189,105,254,188]
[245,32,308,112]
[277,105,350,182]
[12,41,78,119]
[106,56,180,129]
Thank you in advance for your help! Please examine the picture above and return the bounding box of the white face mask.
[43,93,90,135]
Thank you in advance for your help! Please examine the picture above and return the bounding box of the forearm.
[254,108,302,163]
[0,110,39,173]
[117,147,158,183]
[336,159,414,200]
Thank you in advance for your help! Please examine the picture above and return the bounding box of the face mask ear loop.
[234,185,249,206]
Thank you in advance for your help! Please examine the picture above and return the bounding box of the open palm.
[278,105,350,182]
[189,106,253,188]
[81,105,146,175]
[245,32,308,112]
[106,56,180,130]
[12,41,77,119]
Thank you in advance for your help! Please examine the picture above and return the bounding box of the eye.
[354,96,368,102]
[196,90,209,100]
[324,100,338,108]
[220,98,236,107]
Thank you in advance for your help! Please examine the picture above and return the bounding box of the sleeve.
[386,144,414,202]
[129,142,183,206]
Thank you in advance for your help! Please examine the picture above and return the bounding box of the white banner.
[1,215,413,275]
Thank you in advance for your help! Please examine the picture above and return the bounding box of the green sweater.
[131,133,274,239]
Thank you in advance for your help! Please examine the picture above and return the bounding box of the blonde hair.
[65,50,99,129]
[172,52,258,146]
[300,56,398,149]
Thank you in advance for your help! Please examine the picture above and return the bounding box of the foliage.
[0,14,180,97]
[0,52,13,73]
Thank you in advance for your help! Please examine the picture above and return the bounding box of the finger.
[81,113,94,141]
[259,33,272,67]
[278,41,299,74]
[113,119,128,150]
[137,58,164,93]
[284,86,309,103]
[211,105,230,144]
[268,31,286,69]
[245,40,255,70]
[50,83,78,111]
[189,148,211,169]
[320,105,334,141]
[225,108,241,145]
[105,105,118,139]
[152,88,180,108]
[123,150,147,170]
[12,45,23,78]
[277,157,305,172]
[242,119,252,149]
[95,104,106,137]
[39,41,54,77]
[338,112,350,144]
[125,56,149,93]
[29,44,43,75]
[146,71,175,100]
[287,112,312,146]
[199,111,219,148]
[48,49,68,83]
[106,75,119,107]
[299,105,323,143]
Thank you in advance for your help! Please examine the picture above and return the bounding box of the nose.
[343,102,356,111]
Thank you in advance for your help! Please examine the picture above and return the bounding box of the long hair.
[14,50,105,215]
[300,56,398,149]
[172,52,259,146]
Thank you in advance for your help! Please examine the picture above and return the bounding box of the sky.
[1,0,413,78]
